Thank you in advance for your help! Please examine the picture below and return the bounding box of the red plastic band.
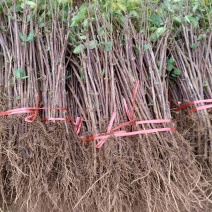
[191,104,212,112]
[175,99,212,113]
[42,116,83,135]
[81,125,175,147]
[81,115,174,148]
[96,112,116,148]
[123,80,139,131]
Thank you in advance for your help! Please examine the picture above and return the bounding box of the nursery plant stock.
[0,0,211,212]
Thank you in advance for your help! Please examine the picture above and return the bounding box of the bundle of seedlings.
[0,1,89,211]
[0,0,211,211]
[167,3,212,166]
[64,1,212,211]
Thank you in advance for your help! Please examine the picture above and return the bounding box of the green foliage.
[190,43,198,49]
[149,14,164,27]
[166,57,181,78]
[69,0,211,50]
[73,44,85,54]
[18,31,35,46]
[143,44,151,50]
[21,1,37,9]
[150,27,166,41]
[171,68,181,77]
[70,3,89,27]
[203,82,208,87]
[27,31,35,42]
[167,58,176,72]
[14,68,28,80]
[102,41,113,52]
[0,0,210,62]
[88,40,97,50]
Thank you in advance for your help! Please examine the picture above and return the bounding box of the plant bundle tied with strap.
[0,0,211,212]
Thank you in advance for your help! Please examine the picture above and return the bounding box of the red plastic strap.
[81,114,174,148]
[175,102,195,111]
[191,104,212,113]
[131,81,139,121]
[95,128,176,140]
[136,119,172,124]
[96,112,116,148]
[175,99,212,112]
[76,117,83,135]
[123,80,139,131]
[0,107,67,118]
[0,107,83,134]
[42,117,83,135]
[81,125,175,148]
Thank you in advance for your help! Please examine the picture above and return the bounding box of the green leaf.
[155,27,166,37]
[14,68,28,80]
[14,68,23,79]
[21,76,29,79]
[143,43,151,50]
[117,3,127,12]
[184,15,198,27]
[129,10,139,17]
[189,16,198,27]
[39,23,45,28]
[149,14,164,27]
[89,40,97,50]
[167,57,176,65]
[150,33,157,42]
[70,21,78,28]
[79,2,88,14]
[100,27,105,36]
[151,27,166,41]
[72,13,85,23]
[173,68,181,76]
[150,27,157,31]
[184,15,190,23]
[0,26,6,31]
[18,32,26,42]
[79,35,87,40]
[73,44,85,54]
[104,41,113,52]
[197,34,205,41]
[27,31,35,42]
[203,82,208,87]
[83,19,89,28]
[171,73,177,77]
[173,16,181,24]
[25,1,37,9]
[15,4,22,12]
[193,2,199,12]
[21,1,36,9]
[190,43,198,49]
[167,64,174,71]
